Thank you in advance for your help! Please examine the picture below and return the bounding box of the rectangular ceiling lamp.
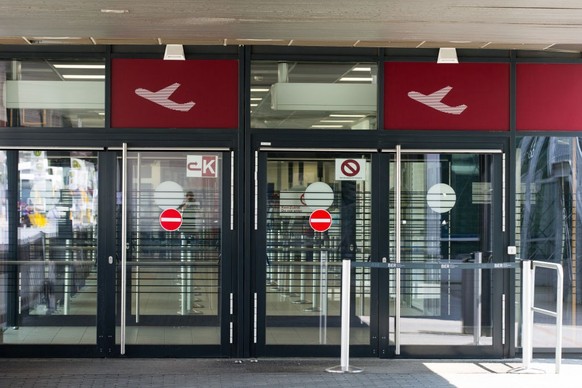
[164,44,185,60]
[437,47,458,64]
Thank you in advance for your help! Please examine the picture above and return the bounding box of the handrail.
[521,259,563,374]
[328,259,519,374]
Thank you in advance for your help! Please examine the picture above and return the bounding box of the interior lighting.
[330,114,367,118]
[251,88,270,92]
[62,75,106,80]
[339,77,374,82]
[53,64,105,69]
[320,120,355,123]
[311,124,344,128]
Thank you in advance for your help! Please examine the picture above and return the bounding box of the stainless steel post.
[180,236,187,315]
[474,251,482,345]
[326,260,362,373]
[395,145,402,355]
[63,239,71,315]
[521,260,532,370]
[120,143,128,355]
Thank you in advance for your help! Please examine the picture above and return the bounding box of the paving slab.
[0,357,581,387]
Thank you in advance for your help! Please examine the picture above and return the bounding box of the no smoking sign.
[335,158,366,181]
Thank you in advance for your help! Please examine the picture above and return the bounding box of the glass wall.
[264,153,372,345]
[390,153,497,347]
[118,151,223,345]
[250,62,377,130]
[516,137,582,350]
[1,150,98,344]
[0,151,7,333]
[0,60,105,128]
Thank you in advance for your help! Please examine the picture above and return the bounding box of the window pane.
[1,150,98,345]
[516,136,582,350]
[250,61,377,130]
[0,60,105,128]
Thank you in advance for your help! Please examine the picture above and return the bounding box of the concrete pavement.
[0,357,581,387]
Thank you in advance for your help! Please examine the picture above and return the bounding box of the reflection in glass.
[390,153,495,346]
[265,154,371,345]
[118,152,222,345]
[0,151,8,333]
[1,150,98,344]
[250,62,377,130]
[0,60,105,128]
[517,137,582,349]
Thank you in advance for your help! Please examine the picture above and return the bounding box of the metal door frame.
[253,146,378,357]
[115,144,236,356]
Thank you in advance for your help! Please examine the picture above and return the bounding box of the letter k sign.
[187,155,218,178]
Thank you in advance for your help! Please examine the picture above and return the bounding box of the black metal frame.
[2,43,582,358]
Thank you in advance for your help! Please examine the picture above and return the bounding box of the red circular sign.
[341,159,360,177]
[159,208,183,231]
[309,209,332,232]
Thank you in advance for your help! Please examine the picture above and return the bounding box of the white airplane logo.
[407,86,467,115]
[135,83,195,112]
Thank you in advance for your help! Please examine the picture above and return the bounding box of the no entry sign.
[335,158,366,180]
[160,208,183,231]
[309,209,333,232]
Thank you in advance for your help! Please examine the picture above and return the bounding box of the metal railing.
[521,259,563,374]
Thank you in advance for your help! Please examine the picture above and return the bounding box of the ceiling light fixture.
[28,37,84,44]
[311,125,344,128]
[352,67,372,72]
[62,75,106,80]
[251,88,270,92]
[53,64,105,69]
[164,44,185,60]
[100,9,129,14]
[437,48,458,64]
[339,77,374,82]
[320,120,355,123]
[329,114,367,118]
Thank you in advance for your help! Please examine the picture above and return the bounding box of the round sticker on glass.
[304,182,334,210]
[426,183,456,214]
[154,181,184,210]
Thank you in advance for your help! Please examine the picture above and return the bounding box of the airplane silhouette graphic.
[135,83,195,112]
[407,86,467,115]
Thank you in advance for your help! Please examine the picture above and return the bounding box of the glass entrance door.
[255,150,375,356]
[255,147,506,358]
[116,148,233,356]
[388,148,505,356]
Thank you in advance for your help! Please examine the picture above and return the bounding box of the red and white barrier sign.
[159,208,183,231]
[309,209,333,232]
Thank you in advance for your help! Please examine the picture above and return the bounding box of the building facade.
[0,45,580,358]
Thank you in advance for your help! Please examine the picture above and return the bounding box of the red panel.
[517,64,582,131]
[111,59,238,128]
[384,62,509,130]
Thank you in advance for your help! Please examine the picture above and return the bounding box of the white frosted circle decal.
[426,183,456,214]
